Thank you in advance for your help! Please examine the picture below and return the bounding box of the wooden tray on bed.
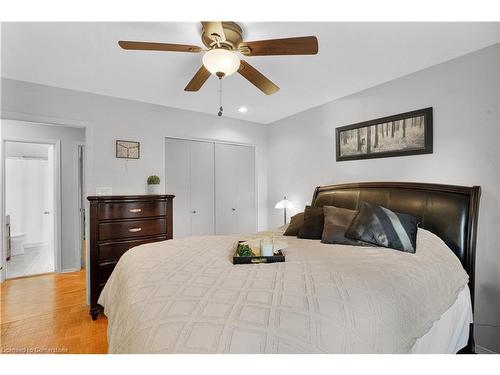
[233,241,285,264]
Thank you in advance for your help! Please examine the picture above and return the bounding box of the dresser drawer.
[98,218,167,241]
[98,236,167,261]
[98,200,166,220]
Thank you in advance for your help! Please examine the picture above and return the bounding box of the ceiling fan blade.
[201,21,226,42]
[118,41,202,53]
[239,36,318,56]
[238,60,279,95]
[184,65,211,92]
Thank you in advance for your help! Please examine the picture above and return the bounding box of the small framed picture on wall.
[116,140,140,159]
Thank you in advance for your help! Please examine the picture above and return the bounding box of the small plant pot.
[147,184,161,195]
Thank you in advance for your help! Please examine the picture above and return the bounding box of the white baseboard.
[476,345,498,354]
[60,267,81,273]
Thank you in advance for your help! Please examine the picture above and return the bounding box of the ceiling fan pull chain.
[218,77,223,117]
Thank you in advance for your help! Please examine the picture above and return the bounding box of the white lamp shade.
[202,48,240,77]
[275,198,294,210]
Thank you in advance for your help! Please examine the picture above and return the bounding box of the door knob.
[192,210,197,214]
[231,208,236,211]
[43,211,50,215]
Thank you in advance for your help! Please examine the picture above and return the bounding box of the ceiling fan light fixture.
[202,48,240,77]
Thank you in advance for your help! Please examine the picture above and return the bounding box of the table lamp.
[275,196,294,225]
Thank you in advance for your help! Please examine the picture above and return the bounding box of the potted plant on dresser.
[147,175,161,194]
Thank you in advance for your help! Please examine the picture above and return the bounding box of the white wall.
[5,142,50,158]
[5,142,52,246]
[6,155,50,245]
[1,121,85,271]
[267,44,500,352]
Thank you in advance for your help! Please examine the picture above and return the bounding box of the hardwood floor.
[1,269,107,354]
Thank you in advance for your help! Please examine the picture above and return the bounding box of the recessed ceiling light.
[238,106,248,113]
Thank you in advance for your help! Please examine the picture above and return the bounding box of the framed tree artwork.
[335,107,433,161]
[116,140,140,159]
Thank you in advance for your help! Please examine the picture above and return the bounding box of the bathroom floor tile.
[6,243,54,279]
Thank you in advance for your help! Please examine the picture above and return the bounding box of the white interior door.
[165,138,191,238]
[189,140,215,236]
[215,143,256,235]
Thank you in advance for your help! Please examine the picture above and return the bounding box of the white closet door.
[215,144,238,235]
[189,140,215,236]
[165,138,191,238]
[215,143,256,235]
[235,145,256,233]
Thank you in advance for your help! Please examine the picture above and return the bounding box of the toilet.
[10,232,27,256]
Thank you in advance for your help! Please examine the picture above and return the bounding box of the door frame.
[163,135,258,234]
[1,137,62,279]
[73,141,86,269]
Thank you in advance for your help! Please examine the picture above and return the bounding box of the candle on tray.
[260,238,274,257]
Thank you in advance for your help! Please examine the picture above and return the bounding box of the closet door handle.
[129,208,142,213]
[192,210,197,214]
[231,208,236,211]
[129,227,142,233]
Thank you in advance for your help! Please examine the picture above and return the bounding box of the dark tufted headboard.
[311,182,481,310]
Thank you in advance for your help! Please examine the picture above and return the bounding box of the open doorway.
[4,141,56,278]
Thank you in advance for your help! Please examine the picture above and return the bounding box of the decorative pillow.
[297,206,324,239]
[321,205,372,246]
[283,212,304,236]
[345,201,418,253]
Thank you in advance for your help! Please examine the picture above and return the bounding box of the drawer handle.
[129,227,142,233]
[129,208,142,213]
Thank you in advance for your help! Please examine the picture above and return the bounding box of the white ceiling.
[2,22,499,124]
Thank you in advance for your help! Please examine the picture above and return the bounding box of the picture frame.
[116,140,140,159]
[335,107,433,161]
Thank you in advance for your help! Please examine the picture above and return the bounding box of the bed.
[98,182,481,354]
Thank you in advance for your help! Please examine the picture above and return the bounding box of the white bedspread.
[99,228,469,353]
[410,285,472,353]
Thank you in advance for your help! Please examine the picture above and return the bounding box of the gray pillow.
[283,212,304,236]
[321,206,372,246]
[345,201,418,253]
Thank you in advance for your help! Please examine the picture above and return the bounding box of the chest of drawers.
[87,194,174,319]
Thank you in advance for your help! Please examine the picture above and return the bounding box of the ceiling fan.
[118,21,319,95]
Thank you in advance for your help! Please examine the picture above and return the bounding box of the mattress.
[99,228,470,353]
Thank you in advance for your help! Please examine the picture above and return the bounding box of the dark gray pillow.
[345,201,418,253]
[321,206,372,246]
[297,206,324,240]
[283,212,304,236]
